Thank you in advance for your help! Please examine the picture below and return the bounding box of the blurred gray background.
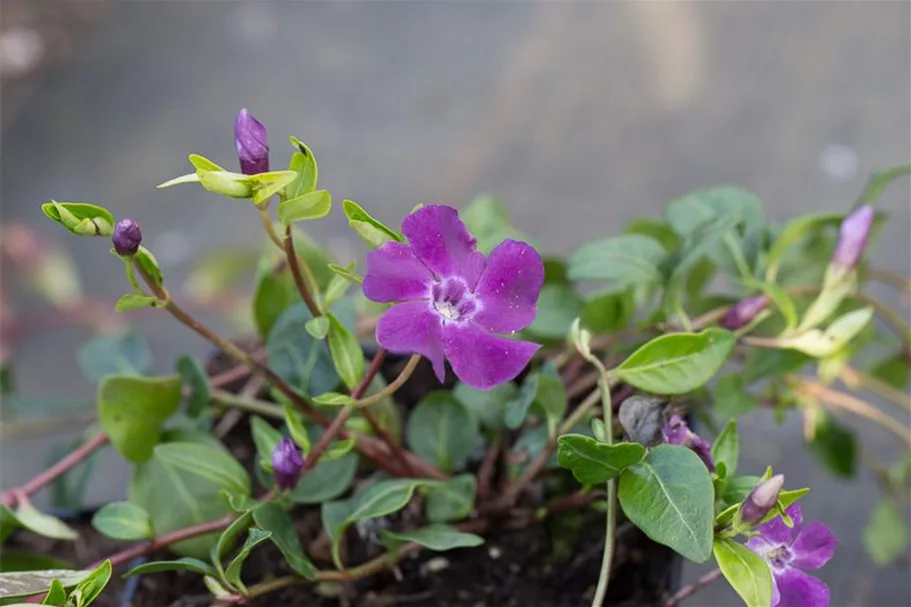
[2,2,909,605]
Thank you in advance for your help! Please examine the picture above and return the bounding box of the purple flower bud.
[662,414,715,472]
[112,219,142,256]
[234,108,269,175]
[271,437,304,491]
[832,205,874,271]
[740,474,784,525]
[720,295,769,331]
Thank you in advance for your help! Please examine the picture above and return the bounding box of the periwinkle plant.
[3,109,907,607]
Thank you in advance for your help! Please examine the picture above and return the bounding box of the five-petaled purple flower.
[272,437,304,491]
[363,205,544,390]
[234,108,269,175]
[662,414,715,472]
[832,204,874,272]
[747,504,836,607]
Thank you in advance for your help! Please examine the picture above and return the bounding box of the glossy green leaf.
[343,199,404,248]
[290,447,357,505]
[613,329,736,395]
[780,307,874,358]
[114,294,160,312]
[321,438,356,461]
[712,375,757,419]
[286,139,319,198]
[528,284,582,340]
[250,416,282,472]
[741,349,810,384]
[711,420,739,477]
[266,303,339,397]
[406,392,479,472]
[224,528,271,591]
[305,316,330,340]
[808,411,857,478]
[425,475,477,523]
[91,502,153,540]
[581,288,636,335]
[154,443,251,497]
[326,313,364,390]
[175,356,211,419]
[97,374,182,462]
[568,234,668,285]
[618,445,715,562]
[252,265,296,340]
[123,558,216,578]
[76,331,152,383]
[69,560,111,607]
[713,538,772,607]
[10,503,78,541]
[721,475,763,506]
[253,502,317,579]
[558,435,646,484]
[324,273,352,308]
[0,569,90,601]
[250,170,299,206]
[381,524,484,552]
[277,190,332,225]
[40,579,66,606]
[0,551,73,573]
[504,372,539,430]
[863,497,908,566]
[855,163,911,206]
[133,246,164,288]
[765,212,844,282]
[624,218,681,251]
[327,262,362,285]
[453,382,515,431]
[283,403,311,455]
[41,201,114,237]
[156,172,200,188]
[313,392,355,406]
[750,281,798,332]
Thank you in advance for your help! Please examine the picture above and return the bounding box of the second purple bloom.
[363,205,544,391]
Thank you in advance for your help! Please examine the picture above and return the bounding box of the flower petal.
[775,568,829,607]
[770,572,781,606]
[375,301,446,382]
[790,522,837,570]
[757,504,802,546]
[472,240,544,333]
[402,205,485,285]
[441,323,539,390]
[363,241,434,303]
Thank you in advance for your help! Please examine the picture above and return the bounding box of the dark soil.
[6,352,681,606]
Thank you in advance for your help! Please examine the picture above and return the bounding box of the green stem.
[591,376,616,607]
[210,390,284,420]
[724,233,753,283]
[259,208,285,251]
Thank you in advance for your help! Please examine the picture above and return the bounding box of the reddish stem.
[282,225,321,319]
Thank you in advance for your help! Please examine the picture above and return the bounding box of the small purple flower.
[363,205,544,390]
[112,219,142,256]
[234,108,269,175]
[720,295,769,331]
[740,474,784,525]
[662,414,715,472]
[271,437,304,491]
[747,504,837,607]
[832,204,874,271]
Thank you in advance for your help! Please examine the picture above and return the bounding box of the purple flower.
[112,219,142,256]
[832,205,874,271]
[662,414,715,472]
[271,437,304,491]
[747,504,837,607]
[720,295,769,331]
[740,474,784,525]
[234,108,269,175]
[363,205,544,390]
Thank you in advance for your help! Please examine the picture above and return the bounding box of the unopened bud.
[739,474,784,525]
[112,219,142,256]
[662,414,715,472]
[272,437,304,491]
[234,108,269,175]
[832,205,874,272]
[720,295,769,331]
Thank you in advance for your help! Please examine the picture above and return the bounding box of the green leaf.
[321,479,439,568]
[211,510,254,583]
[742,349,810,384]
[123,558,216,578]
[326,313,364,390]
[91,502,153,540]
[868,352,910,391]
[154,443,251,497]
[283,403,311,455]
[536,371,568,438]
[286,139,319,198]
[266,303,339,397]
[406,392,479,472]
[250,416,282,471]
[10,503,79,541]
[527,284,582,340]
[863,497,908,566]
[713,538,772,607]
[425,475,477,523]
[617,445,715,562]
[312,392,355,406]
[40,579,66,605]
[322,438,357,461]
[0,551,73,573]
[750,281,798,333]
[780,307,874,357]
[253,502,317,579]
[568,234,668,285]
[855,163,910,206]
[0,569,91,601]
[130,431,245,558]
[41,201,114,237]
[808,411,857,478]
[453,382,515,431]
[252,266,297,340]
[70,560,111,607]
[277,190,332,225]
[77,331,152,382]
[157,172,200,188]
[624,218,681,251]
[381,524,484,552]
[712,375,757,419]
[175,356,211,419]
[557,435,646,484]
[721,475,763,505]
[249,170,299,206]
[765,212,844,282]
[504,373,540,430]
[305,316,331,339]
[581,288,636,335]
[114,294,160,311]
[324,274,351,308]
[327,262,362,285]
[613,329,736,395]
[460,195,531,254]
[97,374,182,462]
[711,420,739,477]
[343,200,404,248]
[134,246,164,288]
[289,450,357,505]
[224,528,271,592]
